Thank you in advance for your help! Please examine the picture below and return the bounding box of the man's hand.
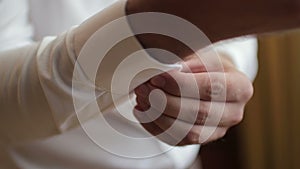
[134,54,253,146]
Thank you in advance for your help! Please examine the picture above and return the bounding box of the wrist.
[218,52,238,71]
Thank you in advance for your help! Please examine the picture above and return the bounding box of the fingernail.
[135,105,144,111]
[151,76,165,88]
[136,97,150,110]
[135,84,149,96]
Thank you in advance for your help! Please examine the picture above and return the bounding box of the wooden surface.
[240,30,300,169]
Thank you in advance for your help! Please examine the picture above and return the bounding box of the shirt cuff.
[213,37,258,82]
[46,0,181,131]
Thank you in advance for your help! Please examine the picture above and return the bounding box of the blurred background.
[198,29,300,169]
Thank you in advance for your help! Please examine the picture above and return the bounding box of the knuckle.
[186,131,200,144]
[203,75,212,94]
[244,82,254,100]
[196,105,209,124]
[219,128,228,138]
[211,82,226,100]
[230,109,244,125]
[203,88,212,100]
[178,76,191,96]
[203,74,226,100]
[236,78,254,101]
[195,115,206,125]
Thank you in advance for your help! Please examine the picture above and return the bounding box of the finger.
[136,86,245,127]
[180,51,228,73]
[133,110,179,146]
[134,83,151,99]
[134,109,164,136]
[182,125,228,145]
[148,113,228,145]
[150,71,253,102]
[159,94,244,127]
[180,56,208,73]
[135,94,150,110]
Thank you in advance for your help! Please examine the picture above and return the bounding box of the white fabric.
[0,0,33,51]
[0,0,198,168]
[214,37,258,81]
[28,0,117,40]
[0,0,258,168]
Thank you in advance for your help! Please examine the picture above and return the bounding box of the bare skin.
[128,0,299,145]
[126,0,300,58]
[134,54,253,145]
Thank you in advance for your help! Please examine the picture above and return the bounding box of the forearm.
[0,34,73,144]
[0,0,177,145]
[0,1,128,145]
[126,0,300,57]
[0,29,99,145]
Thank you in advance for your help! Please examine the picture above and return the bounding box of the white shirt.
[0,0,258,168]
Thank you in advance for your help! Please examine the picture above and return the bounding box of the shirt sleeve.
[0,0,178,145]
[213,37,258,81]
